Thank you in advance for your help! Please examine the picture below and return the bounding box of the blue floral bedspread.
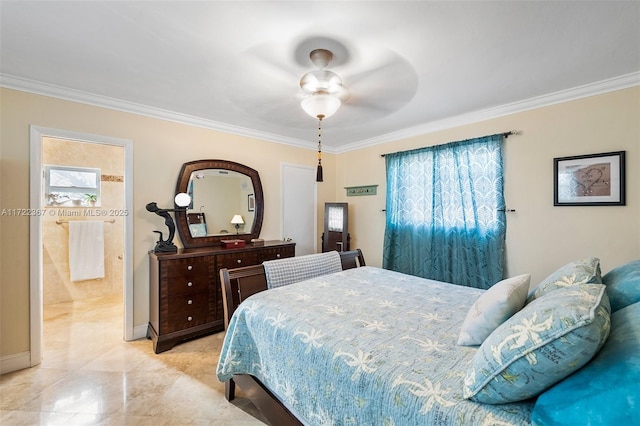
[216,266,533,425]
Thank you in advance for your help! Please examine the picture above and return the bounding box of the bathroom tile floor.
[0,295,267,425]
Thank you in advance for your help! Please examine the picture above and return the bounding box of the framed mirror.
[175,159,264,248]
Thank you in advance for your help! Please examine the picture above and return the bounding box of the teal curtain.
[382,134,506,289]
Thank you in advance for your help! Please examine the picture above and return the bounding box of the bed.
[216,252,640,425]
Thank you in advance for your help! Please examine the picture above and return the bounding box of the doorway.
[29,126,133,366]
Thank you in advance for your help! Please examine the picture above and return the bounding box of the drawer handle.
[187,299,193,305]
[237,259,242,264]
[187,265,193,271]
[187,282,193,287]
[187,316,193,321]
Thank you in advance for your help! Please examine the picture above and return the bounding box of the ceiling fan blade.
[232,43,299,87]
[338,50,418,120]
[222,41,308,127]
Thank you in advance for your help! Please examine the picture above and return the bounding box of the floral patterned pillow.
[463,283,611,404]
[526,257,602,303]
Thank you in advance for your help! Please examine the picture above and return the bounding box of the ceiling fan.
[298,48,349,120]
[224,37,418,128]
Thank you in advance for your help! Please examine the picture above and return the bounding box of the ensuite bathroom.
[40,137,125,359]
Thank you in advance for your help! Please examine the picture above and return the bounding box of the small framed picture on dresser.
[554,151,625,206]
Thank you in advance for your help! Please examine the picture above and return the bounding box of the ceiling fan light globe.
[301,94,341,119]
[299,72,318,94]
[300,70,343,94]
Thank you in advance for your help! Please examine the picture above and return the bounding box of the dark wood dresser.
[148,240,295,353]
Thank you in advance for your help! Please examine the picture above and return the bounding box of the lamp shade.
[230,214,244,225]
[174,192,191,207]
[301,94,341,119]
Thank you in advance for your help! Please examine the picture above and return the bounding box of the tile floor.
[0,295,267,425]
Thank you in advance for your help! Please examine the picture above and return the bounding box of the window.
[44,165,101,207]
[383,134,506,289]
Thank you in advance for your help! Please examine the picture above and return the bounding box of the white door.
[281,163,316,256]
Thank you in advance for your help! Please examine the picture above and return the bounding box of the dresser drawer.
[160,256,212,296]
[164,310,210,333]
[217,251,259,269]
[259,245,296,262]
[165,276,209,297]
[167,293,210,316]
[162,294,211,333]
[160,257,210,279]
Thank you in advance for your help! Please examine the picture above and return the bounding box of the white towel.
[68,221,105,281]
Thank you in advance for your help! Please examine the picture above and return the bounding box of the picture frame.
[554,151,625,206]
[248,193,255,211]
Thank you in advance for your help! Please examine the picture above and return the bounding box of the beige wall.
[1,86,638,366]
[337,87,640,285]
[0,88,337,359]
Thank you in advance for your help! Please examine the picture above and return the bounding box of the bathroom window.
[44,165,101,207]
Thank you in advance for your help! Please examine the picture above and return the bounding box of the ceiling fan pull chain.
[316,115,324,182]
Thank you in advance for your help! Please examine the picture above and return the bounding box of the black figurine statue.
[146,202,178,252]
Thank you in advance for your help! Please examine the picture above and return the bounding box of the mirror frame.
[175,159,264,248]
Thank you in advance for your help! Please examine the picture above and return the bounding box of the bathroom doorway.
[29,126,133,366]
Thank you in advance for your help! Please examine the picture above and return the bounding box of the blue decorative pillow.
[527,257,602,303]
[602,259,640,312]
[457,274,531,346]
[463,284,611,404]
[531,301,640,425]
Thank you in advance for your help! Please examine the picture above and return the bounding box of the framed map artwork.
[554,151,625,206]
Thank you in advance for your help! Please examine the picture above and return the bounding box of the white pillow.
[457,274,530,346]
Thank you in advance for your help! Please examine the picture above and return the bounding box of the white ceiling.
[1,1,639,152]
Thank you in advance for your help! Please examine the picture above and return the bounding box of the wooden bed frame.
[219,249,366,425]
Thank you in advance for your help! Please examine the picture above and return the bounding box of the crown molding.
[335,71,640,153]
[2,72,637,155]
[0,73,314,150]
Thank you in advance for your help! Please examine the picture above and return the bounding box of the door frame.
[29,125,134,366]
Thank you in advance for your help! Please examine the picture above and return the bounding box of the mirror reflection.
[186,169,256,238]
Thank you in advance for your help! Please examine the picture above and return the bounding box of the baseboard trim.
[0,351,32,375]
[132,323,149,341]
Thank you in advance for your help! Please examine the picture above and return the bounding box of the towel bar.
[56,218,116,224]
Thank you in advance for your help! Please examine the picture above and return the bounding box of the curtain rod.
[380,130,521,157]
[56,218,116,224]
